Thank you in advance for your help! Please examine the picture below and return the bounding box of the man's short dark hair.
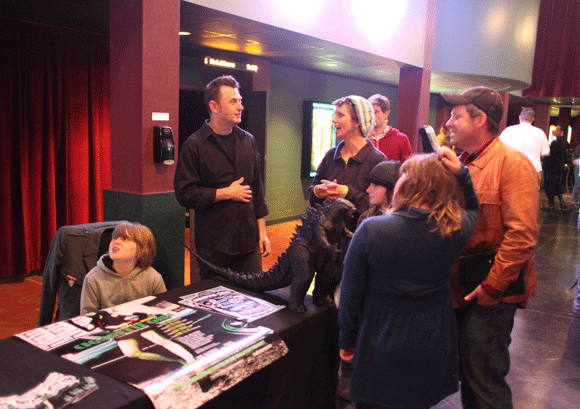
[520,108,535,123]
[204,75,240,114]
[368,94,390,113]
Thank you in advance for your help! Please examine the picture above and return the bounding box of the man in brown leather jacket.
[442,87,539,409]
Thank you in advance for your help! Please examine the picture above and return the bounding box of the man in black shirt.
[174,75,270,279]
[543,125,568,210]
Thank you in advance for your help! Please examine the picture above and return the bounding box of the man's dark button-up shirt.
[174,120,268,255]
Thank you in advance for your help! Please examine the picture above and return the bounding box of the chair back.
[38,221,127,326]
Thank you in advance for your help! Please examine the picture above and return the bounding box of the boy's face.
[372,104,388,128]
[109,236,138,265]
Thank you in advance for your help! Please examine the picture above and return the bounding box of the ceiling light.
[351,0,406,46]
[179,31,191,36]
[203,30,236,39]
[273,0,325,22]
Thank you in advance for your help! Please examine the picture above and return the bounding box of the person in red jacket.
[367,94,412,162]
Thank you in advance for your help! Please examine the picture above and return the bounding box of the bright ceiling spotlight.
[351,0,407,46]
[272,0,325,23]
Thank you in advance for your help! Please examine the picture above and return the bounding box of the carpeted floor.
[0,276,43,339]
[0,220,300,340]
[261,220,300,270]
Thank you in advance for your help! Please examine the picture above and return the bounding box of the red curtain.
[523,0,580,98]
[0,17,111,278]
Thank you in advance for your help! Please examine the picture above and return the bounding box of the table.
[1,280,340,409]
[158,280,340,409]
[0,336,154,409]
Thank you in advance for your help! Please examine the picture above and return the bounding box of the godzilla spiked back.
[184,198,356,313]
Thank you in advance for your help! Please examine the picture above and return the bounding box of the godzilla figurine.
[185,198,356,314]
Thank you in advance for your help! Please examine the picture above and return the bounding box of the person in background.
[499,107,549,180]
[80,222,166,315]
[575,214,580,315]
[174,75,270,279]
[543,125,568,210]
[338,150,479,409]
[571,145,580,207]
[437,124,452,148]
[367,94,412,162]
[442,86,539,409]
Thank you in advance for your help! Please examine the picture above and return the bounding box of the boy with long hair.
[80,222,166,315]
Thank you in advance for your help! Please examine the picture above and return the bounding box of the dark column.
[105,0,183,289]
[397,66,431,153]
[571,117,580,148]
[533,104,551,136]
[396,0,437,153]
[559,107,572,135]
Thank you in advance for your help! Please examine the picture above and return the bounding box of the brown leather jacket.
[451,137,540,307]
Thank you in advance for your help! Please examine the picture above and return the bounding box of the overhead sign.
[204,57,259,73]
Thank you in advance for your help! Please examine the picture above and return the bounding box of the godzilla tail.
[180,241,292,291]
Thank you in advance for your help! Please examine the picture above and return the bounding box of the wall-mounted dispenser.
[153,125,175,165]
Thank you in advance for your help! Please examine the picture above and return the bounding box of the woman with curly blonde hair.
[389,152,465,237]
[338,148,480,409]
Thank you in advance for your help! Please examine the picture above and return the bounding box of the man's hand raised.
[215,177,252,203]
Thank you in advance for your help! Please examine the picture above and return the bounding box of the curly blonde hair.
[111,222,156,268]
[388,154,464,237]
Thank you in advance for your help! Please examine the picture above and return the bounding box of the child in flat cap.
[357,160,401,228]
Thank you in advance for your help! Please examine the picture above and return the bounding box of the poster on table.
[177,285,285,322]
[16,291,288,408]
